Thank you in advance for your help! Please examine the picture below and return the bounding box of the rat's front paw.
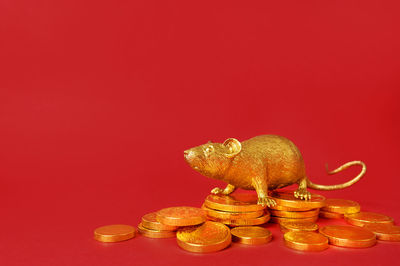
[257,196,276,207]
[211,187,223,195]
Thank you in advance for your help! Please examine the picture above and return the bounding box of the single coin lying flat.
[94,224,136,243]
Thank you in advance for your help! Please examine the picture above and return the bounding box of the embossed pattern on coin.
[319,225,376,248]
[344,212,394,227]
[176,221,231,253]
[157,207,206,226]
[231,226,272,245]
[284,231,329,251]
[321,199,360,214]
[94,224,135,243]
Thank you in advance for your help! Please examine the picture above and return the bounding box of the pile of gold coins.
[201,193,272,245]
[94,190,400,253]
[202,194,270,226]
[319,198,360,219]
[137,212,177,238]
[268,191,324,225]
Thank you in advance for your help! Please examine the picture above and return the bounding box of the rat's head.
[184,138,242,179]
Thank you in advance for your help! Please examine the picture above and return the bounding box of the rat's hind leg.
[211,184,236,195]
[294,177,311,200]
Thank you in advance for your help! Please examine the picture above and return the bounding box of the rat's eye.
[205,146,214,154]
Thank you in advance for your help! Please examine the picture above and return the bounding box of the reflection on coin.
[204,193,265,212]
[284,231,328,251]
[270,216,318,224]
[208,212,270,226]
[138,223,176,238]
[269,209,319,218]
[321,199,360,214]
[142,212,178,231]
[156,206,206,226]
[269,191,326,209]
[94,224,135,243]
[176,221,231,253]
[363,223,400,241]
[280,221,319,233]
[231,226,272,245]
[344,212,394,227]
[319,210,344,219]
[202,205,264,220]
[319,225,376,248]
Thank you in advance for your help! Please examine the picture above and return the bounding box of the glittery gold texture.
[184,135,366,207]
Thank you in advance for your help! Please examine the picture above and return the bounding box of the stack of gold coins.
[138,212,178,238]
[267,190,325,224]
[319,198,360,219]
[202,193,270,227]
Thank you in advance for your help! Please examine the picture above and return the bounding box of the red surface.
[1,0,400,265]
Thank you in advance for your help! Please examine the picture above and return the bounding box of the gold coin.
[94,224,135,243]
[208,212,270,226]
[319,210,344,219]
[176,221,231,253]
[268,205,314,212]
[269,191,326,209]
[141,212,178,231]
[321,198,360,214]
[344,212,394,227]
[204,193,265,212]
[142,212,178,231]
[270,216,318,224]
[156,206,206,226]
[269,209,319,218]
[319,225,376,248]
[280,221,319,233]
[138,223,176,238]
[231,226,272,245]
[201,204,264,220]
[363,223,400,241]
[284,231,329,251]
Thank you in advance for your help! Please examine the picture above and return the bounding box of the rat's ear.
[223,138,242,158]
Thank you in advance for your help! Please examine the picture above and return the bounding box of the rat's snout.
[184,149,200,171]
[184,149,193,161]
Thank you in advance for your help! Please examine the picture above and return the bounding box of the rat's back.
[242,135,306,189]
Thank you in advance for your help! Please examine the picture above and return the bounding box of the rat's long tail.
[307,161,366,190]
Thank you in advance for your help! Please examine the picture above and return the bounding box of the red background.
[1,0,399,265]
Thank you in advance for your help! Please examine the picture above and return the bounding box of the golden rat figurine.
[184,135,366,207]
